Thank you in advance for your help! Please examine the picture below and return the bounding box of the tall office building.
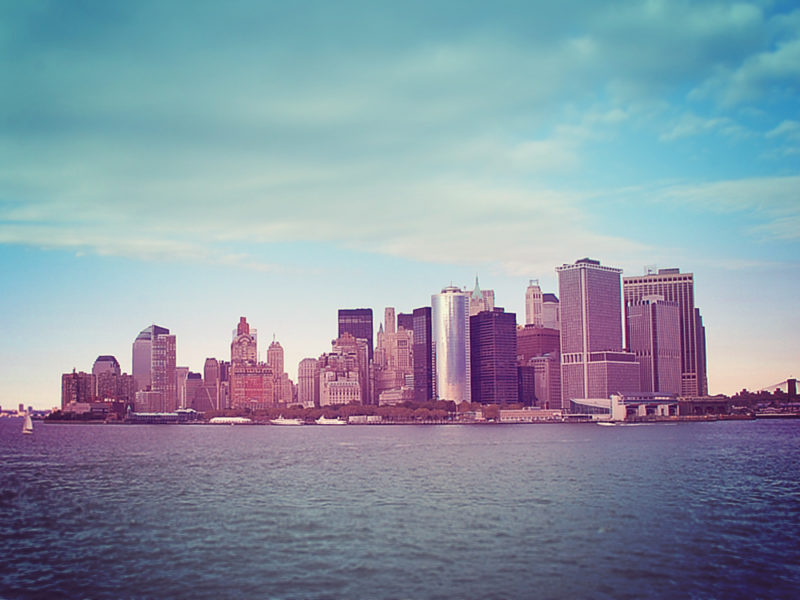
[203,358,221,410]
[267,338,284,376]
[338,308,374,361]
[384,307,396,335]
[694,308,708,397]
[61,369,95,408]
[432,286,471,403]
[375,307,414,403]
[230,317,273,410]
[92,355,121,399]
[131,325,176,411]
[297,358,320,408]
[151,333,177,412]
[623,268,708,396]
[557,258,640,408]
[470,308,518,405]
[318,333,369,406]
[412,306,434,403]
[397,312,414,332]
[525,280,543,326]
[542,293,561,331]
[626,295,681,394]
[469,277,495,316]
[517,325,560,363]
[132,325,170,392]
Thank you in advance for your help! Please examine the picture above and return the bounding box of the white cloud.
[691,37,800,106]
[659,113,746,141]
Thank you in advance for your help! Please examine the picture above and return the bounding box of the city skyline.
[2,1,799,409]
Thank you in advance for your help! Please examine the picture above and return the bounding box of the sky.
[1,0,799,409]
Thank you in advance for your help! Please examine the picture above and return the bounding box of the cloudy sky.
[2,0,799,409]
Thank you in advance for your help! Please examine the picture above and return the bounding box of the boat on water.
[270,416,304,426]
[315,416,347,426]
[22,412,34,435]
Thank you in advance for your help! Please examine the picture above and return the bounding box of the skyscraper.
[626,295,681,394]
[297,358,320,408]
[557,258,640,408]
[230,317,272,410]
[542,293,561,331]
[432,286,471,403]
[338,308,374,361]
[412,306,434,403]
[61,369,95,408]
[623,268,708,396]
[525,280,543,326]
[131,325,176,411]
[203,358,221,410]
[397,312,414,332]
[469,277,495,316]
[470,308,518,405]
[132,325,170,392]
[151,332,177,412]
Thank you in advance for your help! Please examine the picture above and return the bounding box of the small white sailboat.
[22,412,34,435]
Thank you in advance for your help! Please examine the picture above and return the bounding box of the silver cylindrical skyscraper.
[431,286,471,403]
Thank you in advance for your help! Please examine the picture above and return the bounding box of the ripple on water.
[1,420,799,599]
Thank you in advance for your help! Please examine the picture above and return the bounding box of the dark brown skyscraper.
[470,308,518,405]
[338,308,374,361]
[412,306,433,403]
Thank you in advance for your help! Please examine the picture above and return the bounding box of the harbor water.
[1,419,799,599]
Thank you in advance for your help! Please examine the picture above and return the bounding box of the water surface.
[1,419,798,599]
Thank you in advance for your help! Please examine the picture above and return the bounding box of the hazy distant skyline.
[2,1,798,408]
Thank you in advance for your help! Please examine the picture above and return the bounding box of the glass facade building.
[431,286,471,404]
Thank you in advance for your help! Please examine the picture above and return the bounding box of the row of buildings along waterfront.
[61,258,708,415]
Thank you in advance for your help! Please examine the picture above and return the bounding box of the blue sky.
[2,0,799,408]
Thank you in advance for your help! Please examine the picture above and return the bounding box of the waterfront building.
[203,358,221,410]
[185,372,210,411]
[623,268,708,396]
[469,277,495,316]
[557,258,640,409]
[92,355,134,404]
[338,308,374,361]
[525,280,543,326]
[528,354,561,409]
[432,286,471,403]
[267,338,292,404]
[627,295,681,395]
[318,333,369,405]
[92,355,120,396]
[230,317,273,410]
[412,306,434,403]
[95,371,135,405]
[375,307,414,401]
[297,358,320,408]
[132,325,170,392]
[151,333,178,412]
[61,369,95,409]
[470,308,518,405]
[176,366,189,409]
